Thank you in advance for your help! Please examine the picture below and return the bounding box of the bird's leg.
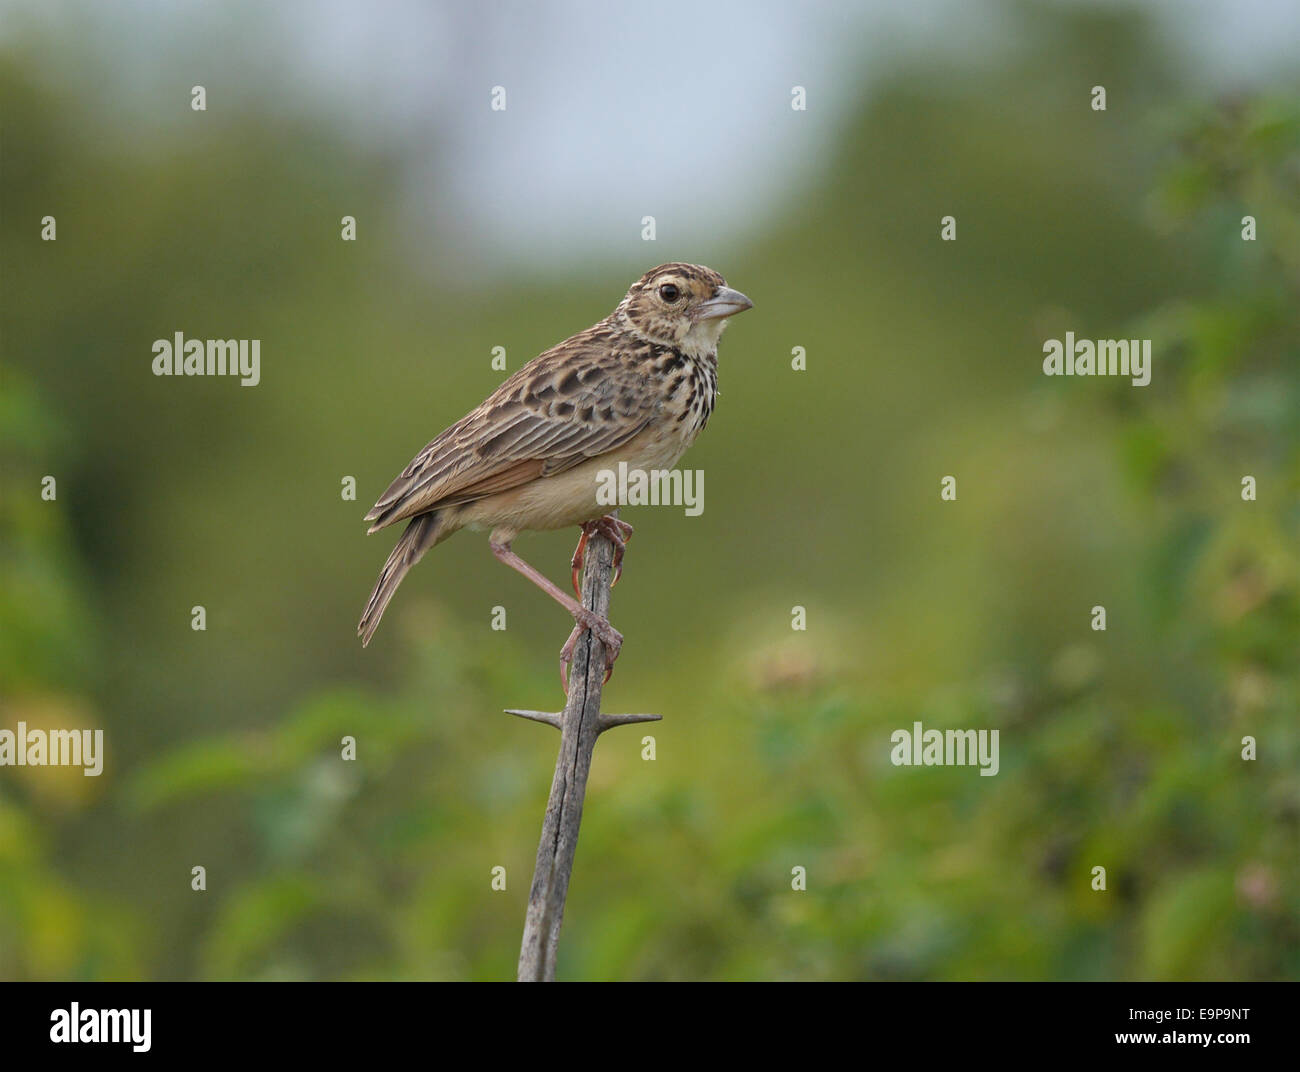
[570,515,634,595]
[490,536,623,690]
[569,526,591,598]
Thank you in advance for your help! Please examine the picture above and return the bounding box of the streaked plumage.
[358,262,753,681]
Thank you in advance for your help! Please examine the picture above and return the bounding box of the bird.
[358,262,753,686]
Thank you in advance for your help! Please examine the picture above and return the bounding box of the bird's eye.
[658,283,680,303]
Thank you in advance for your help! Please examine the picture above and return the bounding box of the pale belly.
[454,424,694,535]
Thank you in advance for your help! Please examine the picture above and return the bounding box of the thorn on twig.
[597,711,662,732]
[504,708,562,729]
[505,709,661,734]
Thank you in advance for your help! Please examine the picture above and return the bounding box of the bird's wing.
[365,323,661,531]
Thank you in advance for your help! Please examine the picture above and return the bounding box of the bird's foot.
[559,608,624,692]
[570,515,635,596]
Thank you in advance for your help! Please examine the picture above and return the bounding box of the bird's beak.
[694,286,754,321]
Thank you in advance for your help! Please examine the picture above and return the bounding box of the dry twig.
[507,521,659,981]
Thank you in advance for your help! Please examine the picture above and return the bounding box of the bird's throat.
[679,316,729,358]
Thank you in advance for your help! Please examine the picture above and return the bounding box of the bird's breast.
[653,350,717,449]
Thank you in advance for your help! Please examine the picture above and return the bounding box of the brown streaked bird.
[358,262,753,685]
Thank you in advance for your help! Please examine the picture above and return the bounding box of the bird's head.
[614,263,753,355]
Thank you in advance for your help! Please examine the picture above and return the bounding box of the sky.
[4,0,1298,268]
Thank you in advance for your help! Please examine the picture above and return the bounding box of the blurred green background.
[2,1,1298,980]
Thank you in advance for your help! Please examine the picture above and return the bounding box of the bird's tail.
[358,510,450,646]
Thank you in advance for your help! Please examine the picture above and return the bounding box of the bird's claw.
[570,516,634,596]
[561,516,631,689]
[558,612,623,693]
